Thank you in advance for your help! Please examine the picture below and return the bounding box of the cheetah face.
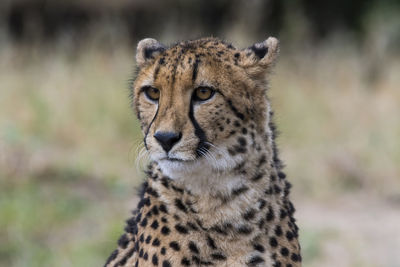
[132,38,279,176]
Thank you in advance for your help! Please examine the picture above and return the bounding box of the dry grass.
[0,38,399,266]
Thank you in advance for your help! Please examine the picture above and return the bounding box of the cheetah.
[105,37,301,267]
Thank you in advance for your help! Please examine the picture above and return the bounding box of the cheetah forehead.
[135,37,279,80]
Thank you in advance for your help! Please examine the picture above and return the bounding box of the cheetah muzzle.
[105,37,302,267]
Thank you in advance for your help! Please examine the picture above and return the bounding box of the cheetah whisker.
[136,144,150,171]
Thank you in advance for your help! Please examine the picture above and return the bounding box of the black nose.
[153,131,182,152]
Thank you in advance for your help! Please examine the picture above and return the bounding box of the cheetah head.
[132,37,279,178]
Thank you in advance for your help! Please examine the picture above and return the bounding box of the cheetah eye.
[193,87,215,102]
[143,86,160,102]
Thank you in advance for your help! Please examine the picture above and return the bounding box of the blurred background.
[0,0,399,266]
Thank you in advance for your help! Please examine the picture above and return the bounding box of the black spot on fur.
[139,248,143,258]
[251,172,263,181]
[188,241,200,254]
[269,237,278,247]
[118,234,130,249]
[151,205,159,216]
[118,254,128,265]
[139,233,144,243]
[238,137,247,146]
[243,209,257,220]
[234,145,247,154]
[266,207,275,221]
[152,238,160,247]
[247,255,265,266]
[232,186,249,196]
[145,210,153,218]
[175,198,188,213]
[161,226,170,235]
[152,253,158,265]
[274,185,282,194]
[140,217,148,227]
[227,131,236,139]
[237,225,253,235]
[138,197,151,209]
[145,235,152,244]
[169,241,181,251]
[175,224,189,234]
[161,177,169,188]
[181,257,191,265]
[206,235,217,249]
[253,243,265,252]
[291,253,300,262]
[275,226,283,236]
[258,154,267,167]
[280,209,287,219]
[104,249,118,266]
[187,221,199,231]
[192,57,201,82]
[258,199,267,209]
[150,220,159,229]
[278,172,286,179]
[159,204,168,213]
[265,187,273,195]
[211,252,227,260]
[211,225,228,235]
[258,218,265,229]
[171,184,184,193]
[286,231,294,241]
[280,247,289,256]
[146,186,159,198]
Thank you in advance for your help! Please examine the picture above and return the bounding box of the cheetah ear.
[136,38,166,68]
[240,37,279,75]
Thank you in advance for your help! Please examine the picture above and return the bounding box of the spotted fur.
[105,37,301,267]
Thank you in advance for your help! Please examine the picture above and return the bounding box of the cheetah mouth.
[160,156,195,163]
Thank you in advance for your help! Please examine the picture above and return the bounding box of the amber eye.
[144,86,160,101]
[194,87,215,101]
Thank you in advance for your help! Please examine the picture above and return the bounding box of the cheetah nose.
[154,131,182,152]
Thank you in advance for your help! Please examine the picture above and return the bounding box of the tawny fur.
[105,37,301,267]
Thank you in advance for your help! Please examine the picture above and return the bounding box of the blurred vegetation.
[1,0,400,49]
[1,0,400,266]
